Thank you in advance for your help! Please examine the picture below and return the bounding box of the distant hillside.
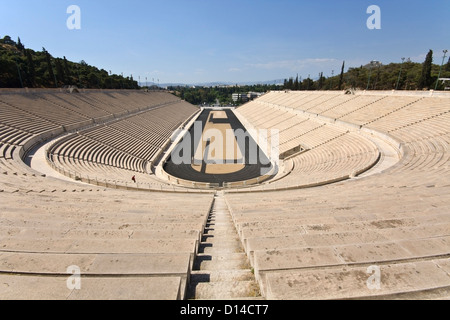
[160,79,285,87]
[2,34,448,92]
[0,35,138,89]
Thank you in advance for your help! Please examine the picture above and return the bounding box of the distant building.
[232,92,263,103]
[247,92,263,100]
[363,60,383,69]
[232,93,248,103]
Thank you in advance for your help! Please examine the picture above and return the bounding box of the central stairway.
[187,192,262,300]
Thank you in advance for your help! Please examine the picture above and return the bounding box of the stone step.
[263,259,450,300]
[0,274,185,300]
[196,260,251,272]
[206,221,235,228]
[201,234,241,243]
[190,270,255,282]
[192,281,261,300]
[207,222,235,229]
[199,240,243,252]
[204,224,236,231]
[189,194,262,300]
[212,216,232,220]
[204,229,239,237]
[199,238,242,246]
[202,244,244,254]
[194,254,250,271]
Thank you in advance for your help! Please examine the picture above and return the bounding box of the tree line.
[169,84,280,106]
[0,35,138,89]
[2,36,448,95]
[283,50,450,92]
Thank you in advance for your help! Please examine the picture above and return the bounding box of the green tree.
[1,35,142,89]
[294,75,299,91]
[373,64,381,90]
[43,47,57,87]
[55,58,66,85]
[63,56,72,82]
[288,77,294,90]
[304,76,313,90]
[25,49,36,87]
[338,61,345,90]
[317,72,324,90]
[87,72,99,88]
[418,50,433,89]
[0,58,17,87]
[16,37,25,52]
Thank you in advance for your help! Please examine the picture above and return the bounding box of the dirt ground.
[191,111,245,174]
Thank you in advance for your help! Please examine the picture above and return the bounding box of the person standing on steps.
[132,175,136,183]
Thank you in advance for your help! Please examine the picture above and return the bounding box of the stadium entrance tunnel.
[162,109,276,189]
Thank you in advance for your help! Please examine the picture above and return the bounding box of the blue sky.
[1,0,449,84]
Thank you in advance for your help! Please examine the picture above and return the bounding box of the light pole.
[15,58,24,88]
[51,59,58,88]
[396,57,406,90]
[366,61,375,90]
[77,64,82,88]
[435,50,448,91]
[330,70,334,90]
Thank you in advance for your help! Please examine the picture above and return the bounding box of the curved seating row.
[1,89,449,300]
[0,185,214,299]
[0,90,213,299]
[234,93,382,191]
[225,90,450,299]
[48,100,199,182]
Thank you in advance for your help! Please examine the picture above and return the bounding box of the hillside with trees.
[283,51,450,92]
[1,34,449,101]
[0,35,138,89]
